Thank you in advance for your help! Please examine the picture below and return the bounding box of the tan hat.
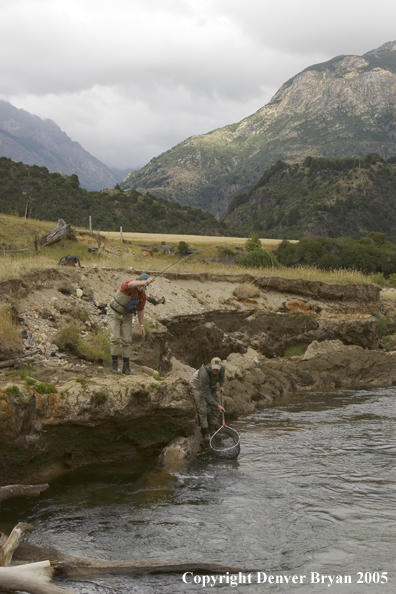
[210,357,222,371]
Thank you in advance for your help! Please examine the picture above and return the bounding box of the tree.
[245,233,262,252]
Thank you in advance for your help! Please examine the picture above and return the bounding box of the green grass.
[35,383,57,394]
[4,385,21,397]
[284,345,308,357]
[54,323,111,365]
[90,391,108,405]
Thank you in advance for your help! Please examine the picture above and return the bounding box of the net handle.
[220,392,225,426]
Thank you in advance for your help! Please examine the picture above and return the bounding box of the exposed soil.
[0,265,388,385]
[2,265,396,483]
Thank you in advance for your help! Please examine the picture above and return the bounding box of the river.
[2,387,395,593]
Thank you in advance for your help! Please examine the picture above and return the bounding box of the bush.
[178,241,189,255]
[275,234,396,276]
[239,249,278,269]
[245,233,262,252]
[218,247,237,265]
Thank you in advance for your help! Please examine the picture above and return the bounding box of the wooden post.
[89,216,92,235]
[25,197,31,220]
[120,226,123,243]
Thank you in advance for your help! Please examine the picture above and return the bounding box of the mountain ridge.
[0,100,117,191]
[122,40,396,216]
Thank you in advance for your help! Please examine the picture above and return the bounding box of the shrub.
[178,240,189,255]
[232,283,261,299]
[388,274,396,287]
[218,248,237,265]
[239,249,278,269]
[245,233,262,252]
[371,272,386,287]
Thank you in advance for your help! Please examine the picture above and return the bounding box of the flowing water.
[2,387,395,593]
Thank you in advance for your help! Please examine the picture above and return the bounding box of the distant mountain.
[223,153,396,242]
[0,157,223,235]
[122,41,396,216]
[0,100,117,191]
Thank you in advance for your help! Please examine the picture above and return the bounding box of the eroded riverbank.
[1,269,396,483]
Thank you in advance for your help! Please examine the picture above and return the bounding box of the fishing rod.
[144,242,227,285]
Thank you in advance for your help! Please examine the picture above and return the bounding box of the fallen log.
[4,537,257,577]
[0,484,49,504]
[39,220,76,247]
[0,561,75,594]
[0,351,41,369]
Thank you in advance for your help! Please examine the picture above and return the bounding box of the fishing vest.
[190,365,219,391]
[109,289,140,315]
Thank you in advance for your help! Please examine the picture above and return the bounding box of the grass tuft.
[0,304,23,350]
[54,323,111,365]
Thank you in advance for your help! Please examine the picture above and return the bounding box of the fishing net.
[209,425,240,459]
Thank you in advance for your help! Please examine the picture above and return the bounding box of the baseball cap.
[138,273,150,281]
[210,357,222,371]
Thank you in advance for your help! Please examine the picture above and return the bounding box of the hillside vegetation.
[223,154,396,242]
[0,157,223,236]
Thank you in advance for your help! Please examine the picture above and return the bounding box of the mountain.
[121,41,396,216]
[0,100,117,191]
[223,153,396,242]
[0,157,223,235]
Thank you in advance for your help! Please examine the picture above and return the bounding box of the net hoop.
[209,425,241,459]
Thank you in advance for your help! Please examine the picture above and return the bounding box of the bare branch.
[1,522,35,566]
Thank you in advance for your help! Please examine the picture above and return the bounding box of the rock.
[302,339,347,360]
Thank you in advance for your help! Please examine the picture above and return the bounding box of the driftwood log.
[39,220,76,247]
[1,522,35,566]
[0,484,49,504]
[0,531,257,577]
[0,484,259,591]
[0,518,75,593]
[0,350,41,369]
[0,561,75,594]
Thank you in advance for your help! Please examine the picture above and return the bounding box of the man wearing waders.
[190,357,226,444]
[108,273,153,374]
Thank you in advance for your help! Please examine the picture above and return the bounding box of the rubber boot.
[122,358,133,375]
[111,355,119,374]
[201,427,211,445]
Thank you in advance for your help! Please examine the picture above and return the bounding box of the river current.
[2,388,395,593]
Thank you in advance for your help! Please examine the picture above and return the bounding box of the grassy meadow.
[0,213,382,286]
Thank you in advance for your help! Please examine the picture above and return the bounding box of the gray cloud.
[1,0,395,169]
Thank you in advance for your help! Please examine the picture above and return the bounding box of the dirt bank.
[1,267,395,483]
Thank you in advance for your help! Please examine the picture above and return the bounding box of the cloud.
[1,0,395,169]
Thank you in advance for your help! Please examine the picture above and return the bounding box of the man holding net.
[189,357,226,444]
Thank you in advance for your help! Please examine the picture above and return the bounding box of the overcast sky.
[1,0,395,172]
